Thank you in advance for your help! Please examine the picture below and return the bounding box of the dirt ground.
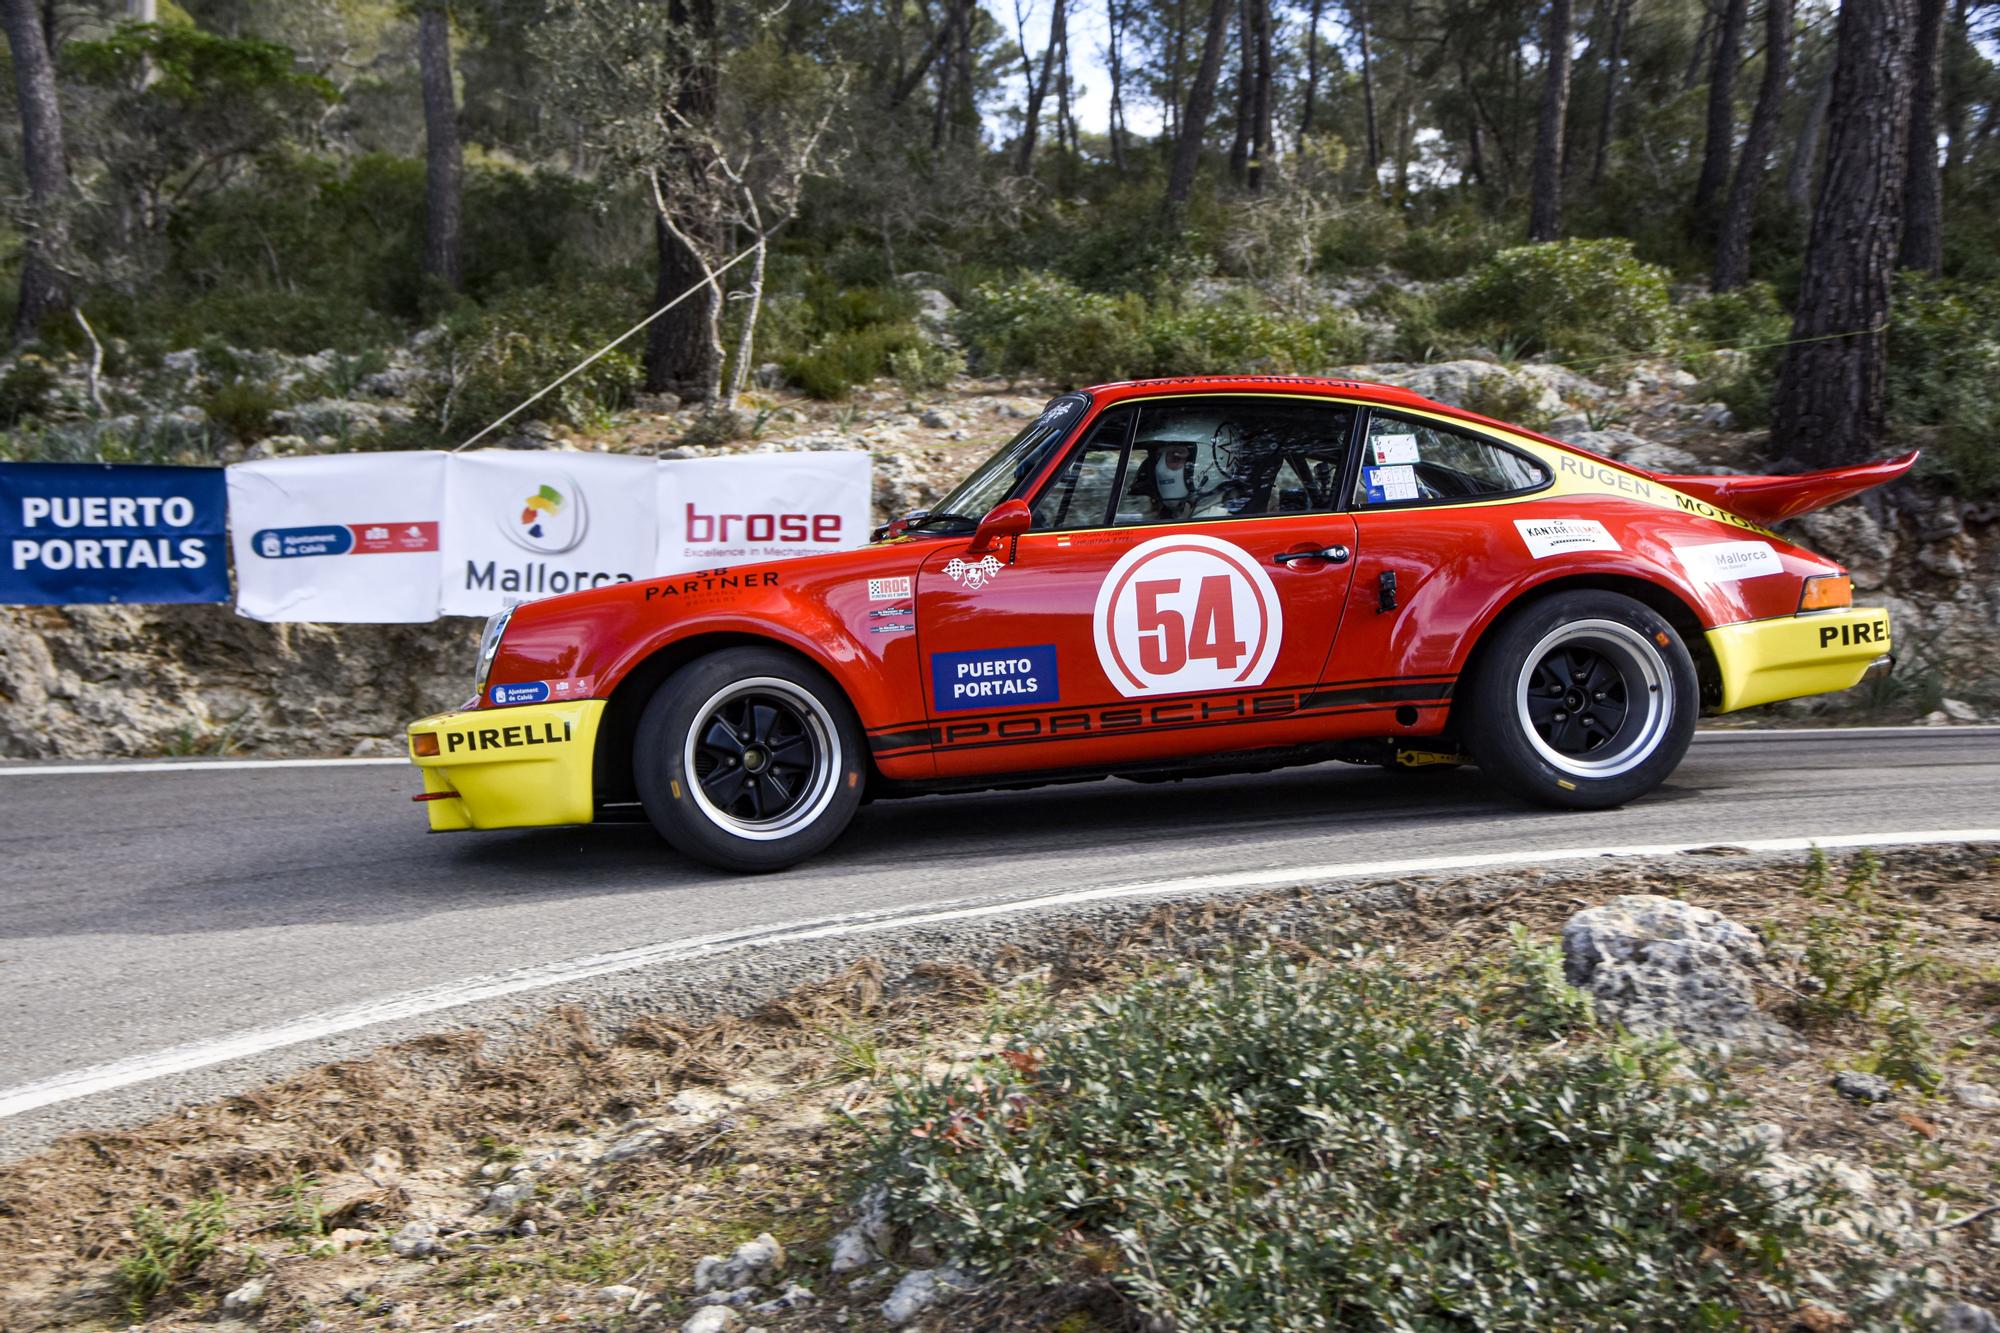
[2,844,1996,1331]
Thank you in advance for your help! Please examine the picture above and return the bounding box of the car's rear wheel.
[634,647,866,872]
[1465,590,1696,809]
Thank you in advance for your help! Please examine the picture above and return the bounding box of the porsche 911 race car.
[408,374,1911,871]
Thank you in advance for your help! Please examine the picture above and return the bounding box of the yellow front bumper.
[407,699,605,831]
[1706,606,1892,713]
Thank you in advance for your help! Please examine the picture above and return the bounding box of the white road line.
[4,825,1996,1121]
[0,757,409,776]
[0,725,1991,778]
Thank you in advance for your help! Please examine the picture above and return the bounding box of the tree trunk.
[1228,0,1253,184]
[1300,0,1322,146]
[1529,0,1573,240]
[1589,0,1630,186]
[1785,56,1833,205]
[726,231,766,402]
[1896,0,1945,273]
[1694,0,1748,216]
[1163,0,1235,222]
[417,5,463,294]
[644,0,723,401]
[1357,0,1380,176]
[1248,0,1273,191]
[1683,5,1715,91]
[1107,0,1128,169]
[1941,0,1969,178]
[1714,0,1792,289]
[1770,0,1918,467]
[1,0,70,342]
[1015,0,1060,174]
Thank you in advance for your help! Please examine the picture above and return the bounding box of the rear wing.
[1650,450,1919,526]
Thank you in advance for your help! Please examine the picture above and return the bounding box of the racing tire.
[1464,590,1697,810]
[634,647,867,873]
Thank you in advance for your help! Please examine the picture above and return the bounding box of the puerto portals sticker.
[1092,534,1283,699]
[930,645,1059,712]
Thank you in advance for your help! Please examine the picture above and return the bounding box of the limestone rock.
[1562,895,1801,1053]
[693,1233,785,1294]
[881,1267,972,1326]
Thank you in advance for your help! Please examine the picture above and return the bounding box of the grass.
[117,1192,231,1317]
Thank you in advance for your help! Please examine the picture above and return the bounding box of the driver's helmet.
[1133,420,1217,503]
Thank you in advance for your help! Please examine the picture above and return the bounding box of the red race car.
[408,375,1911,871]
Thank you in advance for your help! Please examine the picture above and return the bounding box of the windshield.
[913,394,1089,532]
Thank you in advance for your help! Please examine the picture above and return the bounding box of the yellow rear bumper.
[1706,607,1892,713]
[407,699,605,830]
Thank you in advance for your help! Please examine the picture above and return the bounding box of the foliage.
[0,355,62,427]
[1885,274,2000,499]
[199,377,284,442]
[1473,923,1596,1037]
[414,284,643,439]
[1441,239,1684,363]
[864,946,1901,1330]
[1794,849,1930,1029]
[782,324,927,400]
[889,342,965,398]
[117,1191,230,1317]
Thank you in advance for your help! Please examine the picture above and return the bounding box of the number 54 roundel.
[1092,534,1285,698]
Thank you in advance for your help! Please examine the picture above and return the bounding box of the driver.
[1125,420,1242,522]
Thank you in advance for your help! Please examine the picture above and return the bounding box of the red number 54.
[1134,575,1247,675]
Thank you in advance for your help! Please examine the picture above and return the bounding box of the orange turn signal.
[1800,574,1853,611]
[411,732,441,757]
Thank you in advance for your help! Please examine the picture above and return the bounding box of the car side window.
[1031,406,1136,530]
[1106,397,1355,526]
[1352,412,1550,507]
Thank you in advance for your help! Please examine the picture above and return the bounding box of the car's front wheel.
[1464,590,1697,809]
[634,647,867,872]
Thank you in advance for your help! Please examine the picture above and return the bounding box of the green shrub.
[415,283,642,438]
[118,1192,230,1317]
[0,354,61,426]
[1684,280,1790,350]
[1355,283,1461,363]
[888,341,965,398]
[1391,211,1516,282]
[867,946,1914,1330]
[781,323,926,400]
[1887,273,2000,499]
[1442,238,1683,362]
[1144,299,1362,375]
[957,272,1150,385]
[199,377,284,441]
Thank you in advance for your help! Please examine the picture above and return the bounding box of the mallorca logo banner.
[228,452,448,622]
[655,452,870,576]
[0,462,228,605]
[439,450,657,616]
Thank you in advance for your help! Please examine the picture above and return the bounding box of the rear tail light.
[1800,574,1853,611]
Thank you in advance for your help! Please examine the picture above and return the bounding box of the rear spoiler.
[1649,450,1919,526]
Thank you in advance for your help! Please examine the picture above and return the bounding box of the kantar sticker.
[1673,540,1785,583]
[1092,534,1283,698]
[1514,517,1619,559]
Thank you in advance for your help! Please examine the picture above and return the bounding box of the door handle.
[1272,545,1351,566]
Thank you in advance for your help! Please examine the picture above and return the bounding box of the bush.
[0,354,61,427]
[118,1192,230,1317]
[1886,273,2000,499]
[415,283,642,439]
[781,323,927,400]
[199,377,285,441]
[1441,238,1683,362]
[888,341,965,398]
[1683,280,1790,350]
[867,945,1913,1330]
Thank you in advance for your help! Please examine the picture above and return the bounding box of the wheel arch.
[1446,573,1720,740]
[593,630,870,806]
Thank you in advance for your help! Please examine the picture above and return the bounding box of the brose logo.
[684,504,843,545]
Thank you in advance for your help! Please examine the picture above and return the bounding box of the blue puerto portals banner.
[0,462,229,605]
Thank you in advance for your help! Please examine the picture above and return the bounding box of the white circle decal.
[1092,535,1284,698]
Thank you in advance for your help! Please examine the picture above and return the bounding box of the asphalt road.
[2,727,1996,1143]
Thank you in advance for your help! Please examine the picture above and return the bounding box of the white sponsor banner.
[1514,516,1619,559]
[1675,540,1785,583]
[441,450,658,617]
[228,452,448,623]
[655,452,870,575]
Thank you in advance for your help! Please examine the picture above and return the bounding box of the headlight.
[471,606,515,703]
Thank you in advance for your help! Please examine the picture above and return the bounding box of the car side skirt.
[408,699,605,831]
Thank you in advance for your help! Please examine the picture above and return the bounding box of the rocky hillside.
[2,353,1994,760]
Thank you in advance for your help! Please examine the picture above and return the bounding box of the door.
[914,395,1363,778]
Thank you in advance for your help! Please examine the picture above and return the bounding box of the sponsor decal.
[1819,619,1889,650]
[1674,540,1785,582]
[868,575,913,601]
[1363,464,1419,503]
[442,719,573,752]
[1514,516,1619,559]
[490,681,552,706]
[503,479,588,555]
[944,554,1004,590]
[465,563,631,595]
[931,645,1059,711]
[1092,534,1283,699]
[641,568,780,601]
[1372,433,1420,466]
[253,522,439,559]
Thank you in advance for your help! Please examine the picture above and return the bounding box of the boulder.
[1562,895,1801,1054]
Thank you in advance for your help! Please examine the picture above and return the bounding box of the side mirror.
[966,499,1031,555]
